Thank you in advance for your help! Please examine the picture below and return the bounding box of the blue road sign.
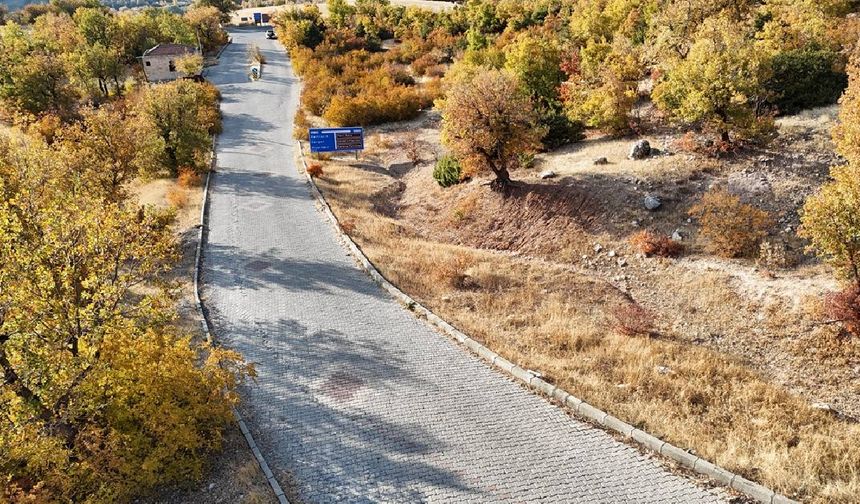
[308,127,365,153]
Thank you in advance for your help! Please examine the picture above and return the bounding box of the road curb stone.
[296,141,798,504]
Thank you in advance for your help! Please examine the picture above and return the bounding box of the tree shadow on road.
[215,316,481,502]
[203,243,386,299]
[209,170,309,201]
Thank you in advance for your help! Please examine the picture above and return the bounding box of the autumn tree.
[505,31,564,108]
[645,0,755,61]
[570,0,650,46]
[755,0,851,54]
[176,53,205,77]
[193,0,237,22]
[31,11,83,54]
[833,47,860,167]
[327,0,356,28]
[463,0,502,50]
[272,5,326,51]
[58,104,163,201]
[0,131,249,502]
[72,6,113,47]
[504,30,582,148]
[652,15,772,143]
[801,50,860,288]
[134,80,221,175]
[800,166,860,287]
[111,10,193,64]
[440,69,543,189]
[563,38,642,134]
[0,23,76,118]
[64,42,125,99]
[185,5,229,53]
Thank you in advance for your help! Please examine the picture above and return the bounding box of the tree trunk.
[490,165,512,191]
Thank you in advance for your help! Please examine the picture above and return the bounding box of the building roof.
[143,43,198,57]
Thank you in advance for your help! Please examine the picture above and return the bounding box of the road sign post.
[308,127,365,154]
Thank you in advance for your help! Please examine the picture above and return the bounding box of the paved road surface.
[204,28,728,503]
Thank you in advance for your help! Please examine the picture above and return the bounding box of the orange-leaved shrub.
[611,302,655,337]
[630,230,685,258]
[306,162,323,178]
[688,188,773,258]
[166,186,189,208]
[412,53,441,76]
[177,167,203,188]
[824,286,860,338]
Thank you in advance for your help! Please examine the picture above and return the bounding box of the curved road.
[204,28,728,503]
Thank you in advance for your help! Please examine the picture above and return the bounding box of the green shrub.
[433,155,462,187]
[766,46,847,114]
[540,107,585,149]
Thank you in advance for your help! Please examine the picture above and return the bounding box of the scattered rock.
[617,258,627,267]
[631,219,640,227]
[593,243,603,253]
[655,365,672,375]
[539,170,557,179]
[441,295,452,302]
[671,229,684,241]
[208,483,216,491]
[812,402,836,413]
[608,250,617,258]
[629,139,651,160]
[644,195,662,211]
[594,156,609,165]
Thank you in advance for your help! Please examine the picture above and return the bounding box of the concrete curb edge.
[215,37,233,60]
[194,141,290,504]
[295,142,798,504]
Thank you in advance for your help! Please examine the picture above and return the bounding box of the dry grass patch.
[312,154,860,503]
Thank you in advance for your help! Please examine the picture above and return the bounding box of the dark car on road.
[266,29,277,40]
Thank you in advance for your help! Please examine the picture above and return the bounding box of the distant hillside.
[2,0,182,12]
[2,0,49,11]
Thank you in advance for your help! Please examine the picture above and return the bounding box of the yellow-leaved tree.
[652,14,773,143]
[0,132,251,502]
[833,46,860,168]
[58,103,164,201]
[800,47,860,337]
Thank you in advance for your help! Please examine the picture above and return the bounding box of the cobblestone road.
[203,28,729,503]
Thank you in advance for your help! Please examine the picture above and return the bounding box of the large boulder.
[644,195,662,211]
[629,140,651,160]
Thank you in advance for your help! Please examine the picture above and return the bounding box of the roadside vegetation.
[279,0,860,501]
[0,2,254,503]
